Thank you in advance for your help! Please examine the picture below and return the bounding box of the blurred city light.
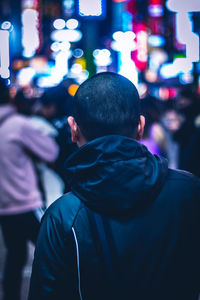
[50,42,61,52]
[166,0,200,12]
[75,70,89,84]
[70,63,82,74]
[63,0,75,16]
[66,19,79,29]
[0,30,10,78]
[51,47,72,83]
[1,21,12,31]
[149,49,168,71]
[17,67,36,86]
[50,41,71,52]
[136,31,148,63]
[93,49,112,73]
[134,26,148,71]
[148,35,165,47]
[111,31,138,86]
[53,19,66,30]
[51,29,82,42]
[175,12,199,62]
[148,4,164,17]
[73,48,84,58]
[160,58,193,79]
[22,9,40,58]
[37,76,57,88]
[179,72,193,84]
[78,0,104,17]
[68,84,79,96]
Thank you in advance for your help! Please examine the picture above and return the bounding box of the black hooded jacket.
[28,135,200,300]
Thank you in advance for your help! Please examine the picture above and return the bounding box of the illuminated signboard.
[78,0,106,17]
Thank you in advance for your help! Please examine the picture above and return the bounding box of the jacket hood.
[0,104,16,123]
[65,135,168,217]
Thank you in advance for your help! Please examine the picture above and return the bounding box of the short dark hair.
[0,78,10,104]
[41,83,73,117]
[73,72,141,141]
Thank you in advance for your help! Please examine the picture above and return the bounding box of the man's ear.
[68,116,79,143]
[136,115,145,141]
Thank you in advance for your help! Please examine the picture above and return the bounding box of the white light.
[37,76,57,88]
[66,19,79,29]
[71,63,83,74]
[176,13,192,44]
[53,19,66,30]
[17,67,36,86]
[186,32,199,62]
[119,54,138,86]
[1,21,12,30]
[179,72,193,84]
[113,31,135,41]
[113,31,123,41]
[51,29,82,42]
[93,49,112,67]
[124,31,136,40]
[174,58,193,73]
[69,69,89,84]
[160,58,193,79]
[175,12,199,62]
[50,42,61,52]
[112,31,138,86]
[166,0,200,12]
[22,9,40,58]
[78,0,103,16]
[136,31,148,62]
[50,46,72,83]
[111,31,136,51]
[0,30,10,78]
[51,41,71,52]
[77,70,89,84]
[148,35,165,47]
[93,49,100,57]
[160,63,178,79]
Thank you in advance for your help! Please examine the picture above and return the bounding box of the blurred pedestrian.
[0,78,58,300]
[174,89,200,169]
[29,73,200,300]
[140,95,164,155]
[40,82,78,186]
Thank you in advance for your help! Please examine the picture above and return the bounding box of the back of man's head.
[73,72,141,141]
[0,78,10,105]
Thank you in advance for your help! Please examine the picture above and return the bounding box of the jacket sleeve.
[28,211,79,300]
[19,119,59,163]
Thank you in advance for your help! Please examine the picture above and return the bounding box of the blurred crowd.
[140,88,200,177]
[2,77,200,203]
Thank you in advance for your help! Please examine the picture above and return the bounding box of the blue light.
[78,0,105,17]
[148,35,165,47]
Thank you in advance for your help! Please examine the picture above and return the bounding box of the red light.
[112,0,127,2]
[149,0,162,4]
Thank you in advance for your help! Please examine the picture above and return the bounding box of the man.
[0,78,58,300]
[28,73,200,300]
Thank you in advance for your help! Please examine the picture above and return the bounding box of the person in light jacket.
[0,78,59,300]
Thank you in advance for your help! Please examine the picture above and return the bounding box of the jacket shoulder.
[165,168,200,202]
[44,192,83,232]
[168,168,200,185]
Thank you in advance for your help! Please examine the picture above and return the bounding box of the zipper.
[72,226,83,300]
